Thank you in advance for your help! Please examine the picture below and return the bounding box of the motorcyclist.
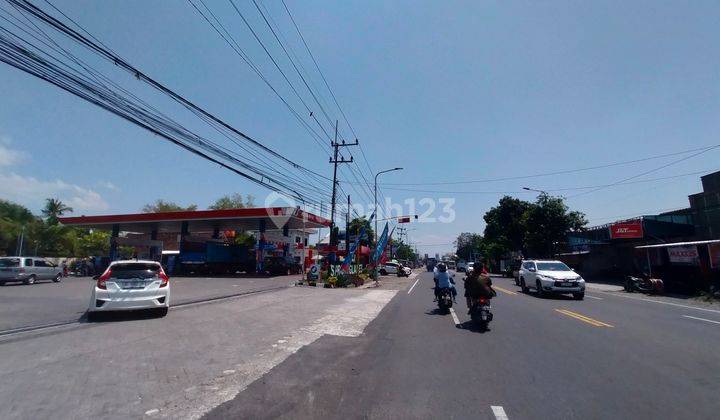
[433,262,457,301]
[464,264,496,313]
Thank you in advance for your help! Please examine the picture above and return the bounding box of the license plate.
[561,282,573,287]
[121,281,146,289]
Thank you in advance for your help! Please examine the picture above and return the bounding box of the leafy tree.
[75,230,111,257]
[483,196,531,253]
[523,194,587,257]
[348,216,375,246]
[142,199,197,213]
[454,232,484,261]
[0,200,39,255]
[42,198,73,225]
[209,193,256,210]
[233,231,256,247]
[0,199,35,224]
[395,241,416,261]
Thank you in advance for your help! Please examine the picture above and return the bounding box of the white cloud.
[97,180,120,191]
[0,172,109,213]
[0,140,25,167]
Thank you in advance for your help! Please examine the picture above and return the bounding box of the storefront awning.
[635,239,720,249]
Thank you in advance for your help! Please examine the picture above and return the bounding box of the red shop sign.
[610,221,644,239]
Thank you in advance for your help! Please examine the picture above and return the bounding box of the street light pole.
[522,187,548,195]
[373,167,403,281]
[374,167,403,245]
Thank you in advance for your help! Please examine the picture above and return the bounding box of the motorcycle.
[397,265,412,277]
[437,287,454,313]
[625,275,664,294]
[469,296,493,330]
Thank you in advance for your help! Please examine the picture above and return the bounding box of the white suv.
[518,260,585,300]
[379,262,400,275]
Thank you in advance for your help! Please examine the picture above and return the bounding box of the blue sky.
[1,0,719,256]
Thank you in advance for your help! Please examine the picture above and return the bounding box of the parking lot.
[0,274,299,333]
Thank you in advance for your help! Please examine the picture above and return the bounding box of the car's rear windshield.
[0,258,20,267]
[536,262,571,271]
[110,263,160,278]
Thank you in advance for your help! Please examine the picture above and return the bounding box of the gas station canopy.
[58,207,331,233]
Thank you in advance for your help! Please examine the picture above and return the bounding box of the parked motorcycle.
[469,296,493,330]
[437,287,454,313]
[625,275,664,294]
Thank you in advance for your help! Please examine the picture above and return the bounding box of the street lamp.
[522,187,548,195]
[374,167,403,243]
[374,167,403,281]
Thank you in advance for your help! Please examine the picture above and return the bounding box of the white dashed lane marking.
[407,278,420,294]
[585,295,603,300]
[683,315,720,325]
[449,308,460,325]
[491,405,509,419]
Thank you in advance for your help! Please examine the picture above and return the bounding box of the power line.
[381,168,718,195]
[0,0,330,209]
[566,145,720,199]
[364,145,720,186]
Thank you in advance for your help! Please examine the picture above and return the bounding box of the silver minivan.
[0,257,63,285]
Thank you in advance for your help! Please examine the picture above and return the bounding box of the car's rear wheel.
[536,280,545,298]
[24,275,36,285]
[520,278,529,293]
[379,269,387,276]
[155,307,168,317]
[53,273,62,283]
[0,281,5,286]
[573,292,585,300]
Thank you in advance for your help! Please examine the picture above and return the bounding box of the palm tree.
[42,198,73,225]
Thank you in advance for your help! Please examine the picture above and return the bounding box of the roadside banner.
[668,245,699,265]
[371,223,390,264]
[708,243,720,269]
[341,212,375,272]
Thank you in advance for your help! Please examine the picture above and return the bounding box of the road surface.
[206,271,720,419]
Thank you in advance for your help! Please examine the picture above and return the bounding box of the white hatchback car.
[88,260,170,319]
[518,259,585,300]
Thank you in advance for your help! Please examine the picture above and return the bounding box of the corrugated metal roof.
[635,239,720,249]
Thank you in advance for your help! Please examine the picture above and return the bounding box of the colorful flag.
[341,212,375,272]
[371,223,390,264]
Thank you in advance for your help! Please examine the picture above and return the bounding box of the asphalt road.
[206,271,720,420]
[0,282,399,419]
[0,274,299,332]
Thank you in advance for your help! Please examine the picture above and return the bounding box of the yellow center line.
[555,309,614,328]
[493,286,517,295]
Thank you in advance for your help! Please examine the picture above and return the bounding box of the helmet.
[437,263,447,272]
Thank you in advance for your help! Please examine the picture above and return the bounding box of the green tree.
[75,230,111,257]
[395,241,416,261]
[523,194,587,258]
[0,200,39,255]
[483,196,531,253]
[42,198,73,225]
[142,199,197,213]
[454,232,484,261]
[233,231,256,247]
[209,193,256,210]
[348,216,374,246]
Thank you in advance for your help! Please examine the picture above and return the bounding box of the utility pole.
[328,120,358,265]
[345,195,351,258]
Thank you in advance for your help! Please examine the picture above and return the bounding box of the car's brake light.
[478,297,488,304]
[97,269,112,289]
[158,268,169,288]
